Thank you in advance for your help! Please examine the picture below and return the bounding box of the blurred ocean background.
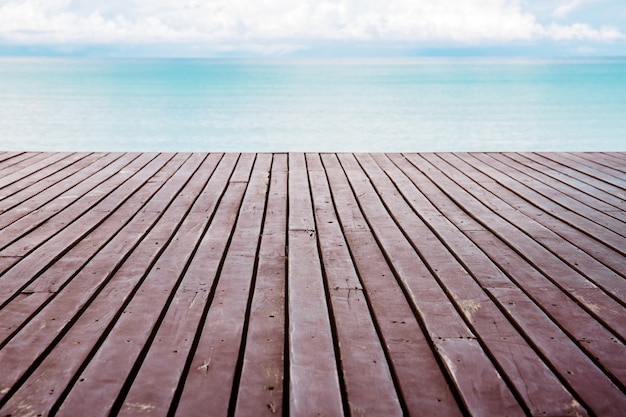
[0,57,624,152]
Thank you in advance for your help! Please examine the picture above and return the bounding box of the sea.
[0,57,625,152]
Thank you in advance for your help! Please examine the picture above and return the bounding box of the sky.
[0,0,625,57]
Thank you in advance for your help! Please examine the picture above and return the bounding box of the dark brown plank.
[443,153,626,308]
[420,153,626,335]
[285,152,344,417]
[0,153,193,345]
[170,154,269,417]
[53,155,248,417]
[399,153,626,415]
[489,152,626,225]
[364,153,588,416]
[437,153,626,294]
[509,153,625,213]
[0,153,167,305]
[234,153,288,417]
[307,153,404,416]
[321,153,463,417]
[0,154,213,415]
[338,153,525,417]
[0,152,623,417]
[0,152,138,247]
[0,152,123,233]
[385,153,626,404]
[0,153,104,214]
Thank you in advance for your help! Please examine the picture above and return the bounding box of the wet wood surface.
[0,152,624,416]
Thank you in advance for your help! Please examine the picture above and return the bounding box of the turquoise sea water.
[0,57,625,152]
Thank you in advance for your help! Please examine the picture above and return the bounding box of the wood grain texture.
[0,152,624,417]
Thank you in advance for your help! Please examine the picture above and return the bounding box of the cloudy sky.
[0,0,625,56]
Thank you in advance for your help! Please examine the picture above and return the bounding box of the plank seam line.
[399,153,625,396]
[166,154,247,416]
[335,153,472,417]
[0,153,162,310]
[357,153,532,416]
[0,154,189,350]
[453,153,626,311]
[319,153,410,416]
[227,153,271,416]
[0,153,185,410]
[306,154,351,417]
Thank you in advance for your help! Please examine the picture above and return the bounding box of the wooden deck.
[0,151,624,417]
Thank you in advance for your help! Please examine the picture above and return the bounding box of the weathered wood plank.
[171,154,270,417]
[286,152,344,417]
[0,153,169,305]
[307,153,404,416]
[0,153,104,214]
[0,153,193,345]
[338,153,524,417]
[487,152,626,229]
[400,153,626,415]
[0,154,213,415]
[540,152,626,190]
[321,153,463,416]
[234,153,288,417]
[53,155,246,417]
[0,152,74,191]
[438,153,626,294]
[0,152,623,417]
[505,153,626,213]
[367,153,587,416]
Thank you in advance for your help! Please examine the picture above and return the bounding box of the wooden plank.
[0,154,214,414]
[444,153,626,308]
[0,152,123,233]
[234,153,288,417]
[594,153,626,172]
[531,153,626,200]
[0,152,44,178]
[458,153,626,257]
[0,153,193,345]
[0,152,624,416]
[171,154,270,417]
[0,152,138,247]
[285,152,344,417]
[337,153,524,417]
[0,153,103,214]
[384,153,626,406]
[539,152,626,190]
[0,152,74,190]
[0,154,229,417]
[398,153,626,415]
[307,153,404,416]
[418,153,626,336]
[364,153,588,416]
[52,155,247,417]
[489,152,626,225]
[321,153,463,416]
[509,153,625,213]
[437,153,626,294]
[565,152,626,178]
[0,153,168,305]
[0,151,25,167]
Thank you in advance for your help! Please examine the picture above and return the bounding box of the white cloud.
[0,0,623,52]
[553,0,597,18]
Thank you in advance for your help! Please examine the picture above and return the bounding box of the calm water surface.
[0,57,624,152]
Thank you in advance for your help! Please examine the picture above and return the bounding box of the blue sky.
[0,0,625,56]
